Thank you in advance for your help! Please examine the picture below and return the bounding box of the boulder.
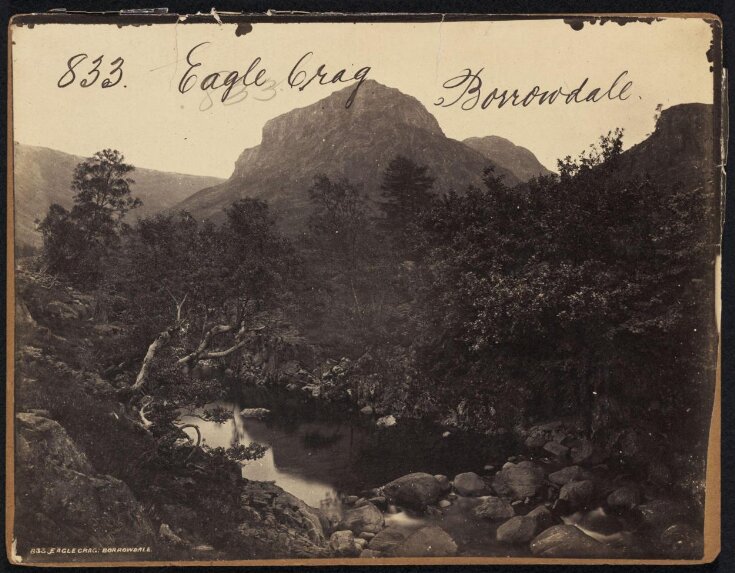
[453,472,488,496]
[368,527,409,553]
[439,499,452,508]
[570,438,596,465]
[559,480,595,509]
[240,407,270,419]
[382,472,443,510]
[368,496,387,509]
[376,415,397,428]
[434,474,451,492]
[530,525,606,557]
[636,499,687,529]
[496,515,537,544]
[330,530,360,557]
[526,505,555,532]
[549,466,592,486]
[360,405,374,415]
[15,413,154,548]
[607,486,640,510]
[492,461,546,500]
[474,496,515,521]
[392,525,458,557]
[543,441,570,459]
[358,531,376,540]
[340,503,384,535]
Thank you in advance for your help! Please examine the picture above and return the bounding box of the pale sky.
[11,17,715,177]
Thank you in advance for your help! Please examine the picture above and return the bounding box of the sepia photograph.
[6,12,723,565]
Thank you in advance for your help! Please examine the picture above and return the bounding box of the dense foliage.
[37,133,717,477]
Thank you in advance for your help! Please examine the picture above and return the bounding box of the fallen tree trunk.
[131,324,178,391]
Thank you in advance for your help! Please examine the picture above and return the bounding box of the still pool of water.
[176,386,646,557]
[178,386,517,509]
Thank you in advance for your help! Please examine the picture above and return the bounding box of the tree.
[307,174,368,270]
[379,155,435,234]
[38,149,141,286]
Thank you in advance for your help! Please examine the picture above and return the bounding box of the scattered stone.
[344,495,359,505]
[492,461,546,500]
[484,464,495,472]
[442,431,451,438]
[530,525,606,557]
[543,441,570,459]
[433,474,451,492]
[474,496,515,521]
[496,515,537,544]
[360,405,374,415]
[368,527,408,553]
[549,466,592,486]
[360,549,383,558]
[559,480,595,509]
[382,472,443,509]
[358,531,376,541]
[354,497,369,508]
[439,499,452,508]
[392,525,458,557]
[376,415,397,428]
[330,530,360,557]
[354,537,368,550]
[340,502,384,534]
[607,486,640,510]
[453,472,488,496]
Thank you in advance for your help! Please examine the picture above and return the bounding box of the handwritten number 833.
[58,54,125,89]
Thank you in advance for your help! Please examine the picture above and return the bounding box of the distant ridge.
[463,135,553,182]
[13,143,225,247]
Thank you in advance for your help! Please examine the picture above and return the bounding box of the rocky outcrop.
[381,473,443,510]
[14,412,154,549]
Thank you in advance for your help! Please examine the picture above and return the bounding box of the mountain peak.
[179,82,519,229]
[255,80,443,154]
